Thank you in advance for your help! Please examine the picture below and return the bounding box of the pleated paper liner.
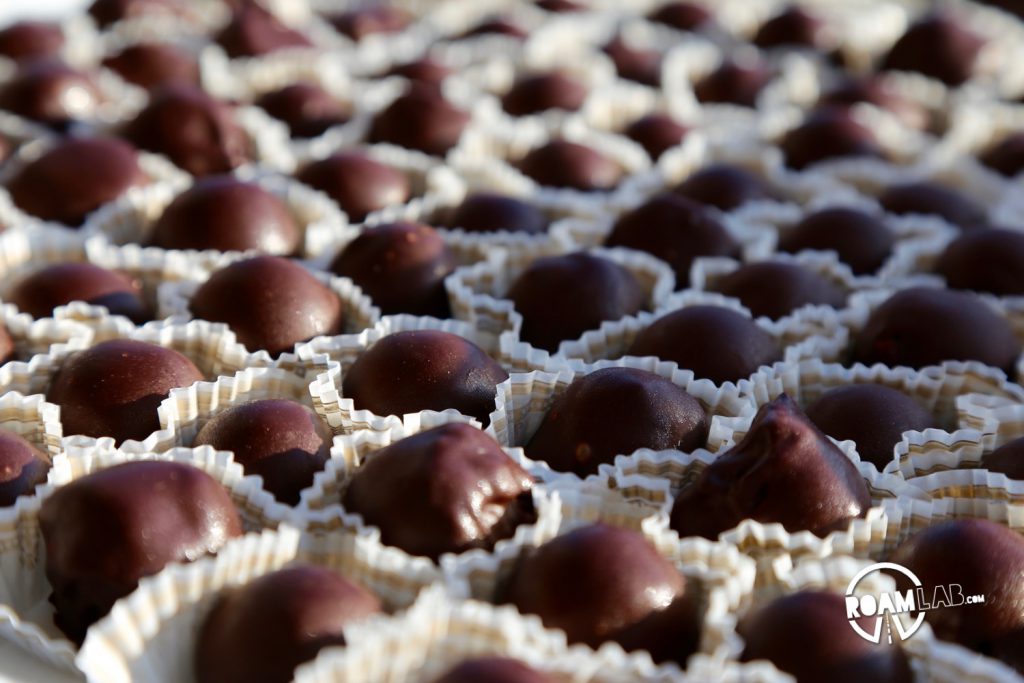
[0,391,64,535]
[938,98,1024,177]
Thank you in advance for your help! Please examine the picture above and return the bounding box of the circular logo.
[845,562,927,643]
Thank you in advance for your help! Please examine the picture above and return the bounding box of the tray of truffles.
[0,0,1023,681]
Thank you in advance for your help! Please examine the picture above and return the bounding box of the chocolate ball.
[711,261,847,320]
[329,221,456,317]
[516,140,623,191]
[525,367,709,476]
[40,460,243,643]
[754,7,826,49]
[878,181,988,230]
[0,59,100,128]
[367,85,470,156]
[984,436,1024,479]
[671,394,871,538]
[979,132,1024,177]
[102,43,199,91]
[330,5,410,41]
[0,324,14,365]
[196,565,381,683]
[0,21,63,62]
[852,287,1020,373]
[191,255,344,357]
[255,83,350,139]
[8,262,150,323]
[88,0,185,28]
[622,113,688,160]
[693,60,772,108]
[445,193,548,235]
[343,423,534,560]
[605,193,740,284]
[648,2,713,31]
[433,658,554,683]
[460,18,529,40]
[603,36,661,87]
[507,252,645,352]
[295,151,410,223]
[0,430,49,507]
[342,330,508,424]
[780,107,884,170]
[740,591,913,683]
[779,207,895,275]
[805,384,939,469]
[818,76,929,131]
[151,176,299,254]
[627,306,781,385]
[537,0,585,11]
[935,228,1024,296]
[7,137,146,226]
[215,3,312,58]
[122,84,250,177]
[385,56,452,86]
[673,163,774,211]
[881,13,984,86]
[501,71,588,117]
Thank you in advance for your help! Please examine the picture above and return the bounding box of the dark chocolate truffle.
[623,113,688,160]
[881,13,984,86]
[711,261,847,320]
[984,436,1024,479]
[215,3,312,58]
[852,287,1020,373]
[122,84,251,177]
[0,430,49,507]
[753,7,826,49]
[385,56,452,86]
[693,60,772,108]
[740,591,913,683]
[343,422,533,560]
[878,181,988,230]
[460,18,529,40]
[507,252,645,352]
[0,324,14,365]
[516,140,623,191]
[670,394,871,538]
[779,206,895,275]
[7,137,146,226]
[190,255,344,357]
[935,228,1024,296]
[0,21,63,62]
[805,384,939,469]
[648,2,713,31]
[605,193,740,284]
[818,76,929,131]
[0,59,100,128]
[342,330,508,424]
[433,658,554,683]
[8,262,149,323]
[780,107,883,170]
[445,193,548,235]
[329,221,456,317]
[525,367,709,476]
[537,0,585,11]
[367,85,470,156]
[979,132,1024,177]
[295,151,410,223]
[501,71,588,117]
[40,460,243,643]
[330,5,411,41]
[150,176,300,254]
[673,163,774,211]
[102,43,200,91]
[196,565,381,683]
[88,0,185,28]
[603,36,661,87]
[627,306,780,385]
[255,83,350,138]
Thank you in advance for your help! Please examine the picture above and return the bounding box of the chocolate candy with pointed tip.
[255,83,350,138]
[780,107,884,170]
[693,60,772,108]
[102,42,200,91]
[603,36,662,86]
[88,0,186,28]
[779,207,895,275]
[753,7,826,49]
[215,3,312,58]
[935,228,1024,296]
[367,85,470,156]
[881,13,984,86]
[878,181,988,230]
[0,325,13,366]
[673,163,774,211]
[460,17,528,40]
[0,59,100,128]
[502,71,587,117]
[0,21,63,62]
[386,56,451,85]
[623,113,688,159]
[648,2,713,31]
[979,132,1024,177]
[445,193,548,235]
[818,76,929,130]
[433,658,554,683]
[984,436,1024,479]
[330,5,411,40]
[536,0,585,11]
[9,262,150,323]
[517,140,623,191]
[295,151,410,223]
[0,430,49,507]
[711,261,847,320]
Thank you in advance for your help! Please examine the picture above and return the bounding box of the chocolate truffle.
[622,113,688,160]
[7,136,146,226]
[516,140,623,191]
[753,7,826,50]
[648,2,713,31]
[196,565,381,683]
[711,261,847,320]
[0,21,63,62]
[123,85,251,177]
[881,13,984,86]
[983,436,1024,479]
[445,193,548,235]
[151,176,300,254]
[385,56,451,86]
[693,60,772,108]
[740,591,913,683]
[673,163,774,211]
[507,252,645,352]
[0,59,100,128]
[780,107,883,170]
[537,0,585,11]
[48,339,204,443]
[805,384,939,469]
[878,181,988,230]
[433,658,554,683]
[935,228,1024,296]
[255,83,350,138]
[501,71,588,117]
[0,430,49,507]
[40,460,243,643]
[0,324,14,365]
[525,367,709,476]
[215,3,312,58]
[671,394,871,538]
[295,151,410,223]
[343,423,534,560]
[779,206,895,275]
[818,76,929,131]
[367,84,470,156]
[341,330,509,424]
[603,36,661,86]
[460,18,529,40]
[627,306,780,385]
[190,255,344,357]
[329,221,456,317]
[330,5,411,41]
[500,523,700,663]
[102,43,199,91]
[88,0,185,28]
[8,262,150,323]
[605,193,740,284]
[979,132,1024,177]
[852,287,1020,374]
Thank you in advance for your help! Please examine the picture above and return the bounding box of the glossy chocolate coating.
[878,181,988,230]
[329,221,456,317]
[693,60,771,108]
[102,42,199,91]
[193,399,332,505]
[881,13,984,86]
[779,206,895,275]
[8,262,149,323]
[122,84,251,177]
[342,330,508,424]
[852,287,1020,373]
[673,163,774,211]
[295,151,410,223]
[215,3,312,58]
[648,2,713,31]
[805,384,939,469]
[779,107,883,170]
[445,193,548,235]
[367,85,469,156]
[740,591,913,683]
[516,140,623,191]
[507,252,645,352]
[525,367,709,476]
[501,71,587,117]
[753,7,826,49]
[343,423,533,560]
[40,460,242,643]
[88,0,184,28]
[0,59,100,128]
[460,18,529,40]
[0,430,49,507]
[627,306,781,384]
[603,36,661,86]
[984,436,1024,479]
[151,176,300,254]
[7,137,145,226]
[385,56,452,86]
[671,394,871,539]
[432,658,554,683]
[191,255,344,357]
[196,565,381,683]
[255,83,350,138]
[936,228,1024,296]
[623,113,688,159]
[818,76,929,131]
[330,5,410,41]
[712,261,847,320]
[979,132,1024,177]
[605,193,740,284]
[0,21,63,62]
